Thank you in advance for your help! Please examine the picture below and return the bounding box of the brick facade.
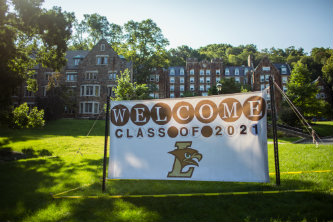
[14,41,297,118]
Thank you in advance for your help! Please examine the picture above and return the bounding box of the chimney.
[248,55,254,68]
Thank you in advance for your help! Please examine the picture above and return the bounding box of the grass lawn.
[0,119,332,222]
[312,121,333,137]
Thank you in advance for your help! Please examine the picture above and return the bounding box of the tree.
[0,0,73,119]
[12,103,45,128]
[322,52,333,110]
[36,73,71,120]
[219,78,244,94]
[169,45,202,66]
[69,13,123,50]
[121,19,169,83]
[286,61,320,117]
[208,85,218,95]
[113,69,149,101]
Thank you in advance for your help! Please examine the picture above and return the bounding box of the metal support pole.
[102,95,110,192]
[269,76,280,186]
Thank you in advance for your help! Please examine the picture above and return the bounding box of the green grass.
[0,119,332,222]
[312,121,333,137]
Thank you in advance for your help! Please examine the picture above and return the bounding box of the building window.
[206,70,210,75]
[206,77,211,83]
[170,85,174,91]
[200,69,204,75]
[180,68,184,75]
[283,86,287,92]
[216,69,220,75]
[206,85,211,91]
[200,85,204,91]
[180,85,184,92]
[170,68,175,75]
[108,71,117,81]
[262,66,270,71]
[85,72,97,80]
[45,72,52,81]
[74,59,80,66]
[260,84,265,91]
[190,77,195,83]
[154,93,159,99]
[24,87,34,97]
[80,102,100,114]
[180,77,184,83]
[245,68,248,74]
[235,77,240,83]
[216,77,220,83]
[190,69,194,75]
[41,86,47,97]
[100,44,105,51]
[225,68,230,75]
[107,85,115,97]
[170,77,175,83]
[235,68,239,75]
[260,75,265,82]
[170,93,175,98]
[265,74,270,81]
[80,85,100,96]
[190,84,195,91]
[150,75,155,82]
[320,93,326,99]
[200,77,204,83]
[156,75,159,82]
[66,72,77,82]
[96,56,108,65]
[282,76,288,84]
[281,67,287,74]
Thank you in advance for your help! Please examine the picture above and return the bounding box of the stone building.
[13,39,133,118]
[13,40,295,119]
[252,57,292,108]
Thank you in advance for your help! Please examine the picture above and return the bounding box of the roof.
[65,50,89,69]
[224,66,253,76]
[273,63,291,75]
[168,66,185,76]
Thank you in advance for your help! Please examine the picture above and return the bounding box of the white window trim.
[80,101,100,114]
[80,84,100,97]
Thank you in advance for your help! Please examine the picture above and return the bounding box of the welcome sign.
[108,91,269,182]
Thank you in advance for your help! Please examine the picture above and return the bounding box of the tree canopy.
[0,0,73,112]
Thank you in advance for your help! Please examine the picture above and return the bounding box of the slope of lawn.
[0,119,332,222]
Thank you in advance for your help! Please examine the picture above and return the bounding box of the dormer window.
[101,44,105,51]
[262,66,270,71]
[74,59,80,66]
[281,67,287,74]
[225,68,230,75]
[235,68,239,75]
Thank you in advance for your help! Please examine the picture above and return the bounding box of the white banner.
[108,91,269,182]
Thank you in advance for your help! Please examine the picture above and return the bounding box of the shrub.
[12,103,45,128]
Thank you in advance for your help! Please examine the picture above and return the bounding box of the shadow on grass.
[0,158,65,221]
[0,119,105,143]
[0,156,332,222]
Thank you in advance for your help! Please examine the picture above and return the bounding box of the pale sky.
[42,0,332,53]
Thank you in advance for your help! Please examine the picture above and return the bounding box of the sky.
[42,0,332,53]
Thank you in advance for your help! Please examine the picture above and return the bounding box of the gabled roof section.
[273,63,292,75]
[65,50,89,69]
[225,66,253,76]
[168,66,185,76]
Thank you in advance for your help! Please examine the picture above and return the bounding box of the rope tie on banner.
[271,82,322,147]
